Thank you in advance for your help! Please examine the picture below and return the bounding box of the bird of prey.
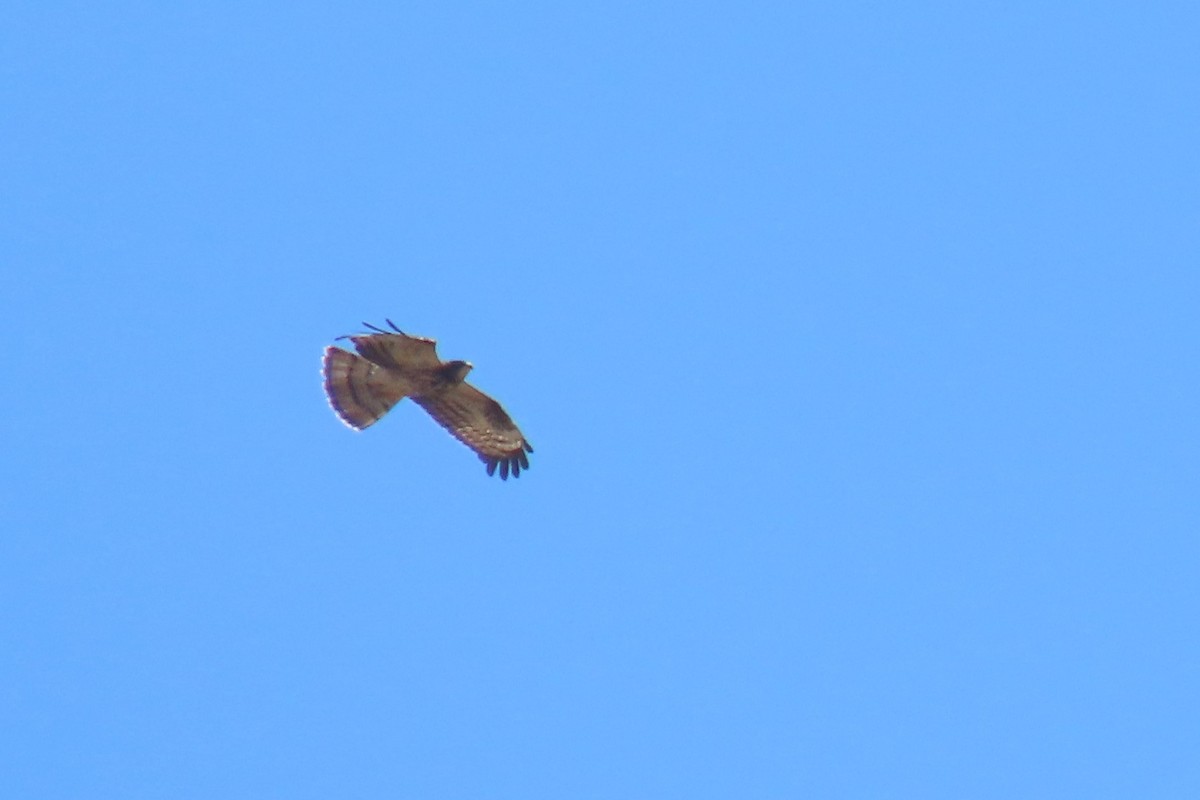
[322,320,533,479]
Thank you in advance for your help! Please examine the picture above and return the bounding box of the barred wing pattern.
[413,384,534,479]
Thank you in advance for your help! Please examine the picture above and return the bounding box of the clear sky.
[3,2,1198,797]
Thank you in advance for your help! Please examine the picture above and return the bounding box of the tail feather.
[322,347,405,429]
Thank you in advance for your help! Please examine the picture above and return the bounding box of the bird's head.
[443,360,474,383]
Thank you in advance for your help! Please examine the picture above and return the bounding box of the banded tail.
[322,347,405,430]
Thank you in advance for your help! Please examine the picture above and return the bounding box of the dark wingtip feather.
[483,453,529,480]
[385,319,404,333]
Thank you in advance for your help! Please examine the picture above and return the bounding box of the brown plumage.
[322,320,533,479]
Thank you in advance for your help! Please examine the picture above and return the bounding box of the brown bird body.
[322,321,533,479]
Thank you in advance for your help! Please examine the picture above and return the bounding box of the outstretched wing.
[413,383,534,480]
[322,347,408,430]
[344,320,442,371]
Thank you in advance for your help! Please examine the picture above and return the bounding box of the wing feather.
[413,383,534,480]
[346,327,441,370]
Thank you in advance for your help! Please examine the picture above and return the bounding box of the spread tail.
[322,347,405,430]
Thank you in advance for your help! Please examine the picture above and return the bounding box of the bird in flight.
[322,320,533,479]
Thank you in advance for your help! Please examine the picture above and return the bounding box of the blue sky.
[3,2,1198,797]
